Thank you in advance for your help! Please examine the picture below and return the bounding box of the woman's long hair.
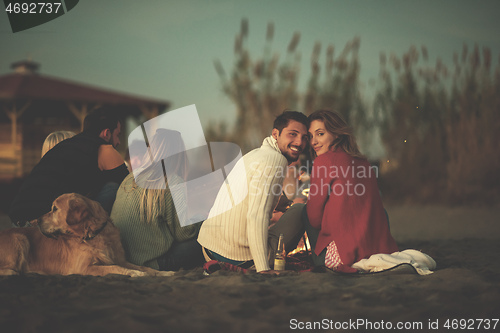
[308,110,365,159]
[134,129,188,223]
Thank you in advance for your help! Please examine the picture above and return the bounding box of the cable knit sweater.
[197,136,288,272]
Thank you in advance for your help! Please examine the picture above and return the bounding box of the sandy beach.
[1,205,499,333]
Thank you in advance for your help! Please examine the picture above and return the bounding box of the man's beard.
[283,152,299,164]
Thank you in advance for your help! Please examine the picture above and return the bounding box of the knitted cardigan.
[197,136,288,272]
[306,148,399,272]
[111,172,200,269]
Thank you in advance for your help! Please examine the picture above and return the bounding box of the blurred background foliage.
[375,43,500,205]
[206,19,500,205]
[208,19,366,152]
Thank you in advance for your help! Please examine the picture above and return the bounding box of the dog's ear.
[85,197,109,224]
[66,196,89,225]
[81,196,110,240]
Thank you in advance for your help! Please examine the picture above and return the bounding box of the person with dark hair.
[9,109,129,227]
[198,111,309,274]
[303,109,398,272]
[82,110,121,138]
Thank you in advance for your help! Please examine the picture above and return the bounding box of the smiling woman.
[308,110,364,160]
[304,109,398,273]
[308,121,336,157]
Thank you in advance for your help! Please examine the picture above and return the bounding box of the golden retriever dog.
[0,193,173,277]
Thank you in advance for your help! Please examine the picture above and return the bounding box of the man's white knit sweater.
[197,136,288,272]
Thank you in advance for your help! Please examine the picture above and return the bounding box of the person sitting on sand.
[41,131,76,157]
[9,109,128,226]
[111,129,204,271]
[303,110,398,273]
[197,111,309,274]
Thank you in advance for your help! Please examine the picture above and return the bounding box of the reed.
[210,20,500,204]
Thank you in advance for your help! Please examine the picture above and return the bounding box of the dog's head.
[37,193,110,240]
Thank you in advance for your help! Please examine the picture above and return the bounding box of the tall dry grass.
[376,44,500,204]
[210,20,500,204]
[210,19,366,153]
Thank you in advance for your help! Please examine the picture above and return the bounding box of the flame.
[288,232,311,255]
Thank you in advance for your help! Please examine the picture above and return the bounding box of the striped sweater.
[197,136,288,272]
[110,172,200,269]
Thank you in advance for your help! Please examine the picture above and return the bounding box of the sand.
[1,205,499,333]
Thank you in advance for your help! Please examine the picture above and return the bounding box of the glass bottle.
[274,233,286,271]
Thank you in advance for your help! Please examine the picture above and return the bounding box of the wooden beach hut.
[0,60,169,179]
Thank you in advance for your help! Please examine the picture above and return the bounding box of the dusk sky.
[1,0,499,134]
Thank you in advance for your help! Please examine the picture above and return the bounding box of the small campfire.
[284,232,314,271]
[288,232,311,255]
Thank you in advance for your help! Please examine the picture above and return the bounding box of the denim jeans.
[94,182,120,215]
[205,249,255,269]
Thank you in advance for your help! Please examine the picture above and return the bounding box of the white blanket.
[352,249,436,275]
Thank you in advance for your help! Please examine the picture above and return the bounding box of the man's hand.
[274,193,293,213]
[270,211,284,224]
